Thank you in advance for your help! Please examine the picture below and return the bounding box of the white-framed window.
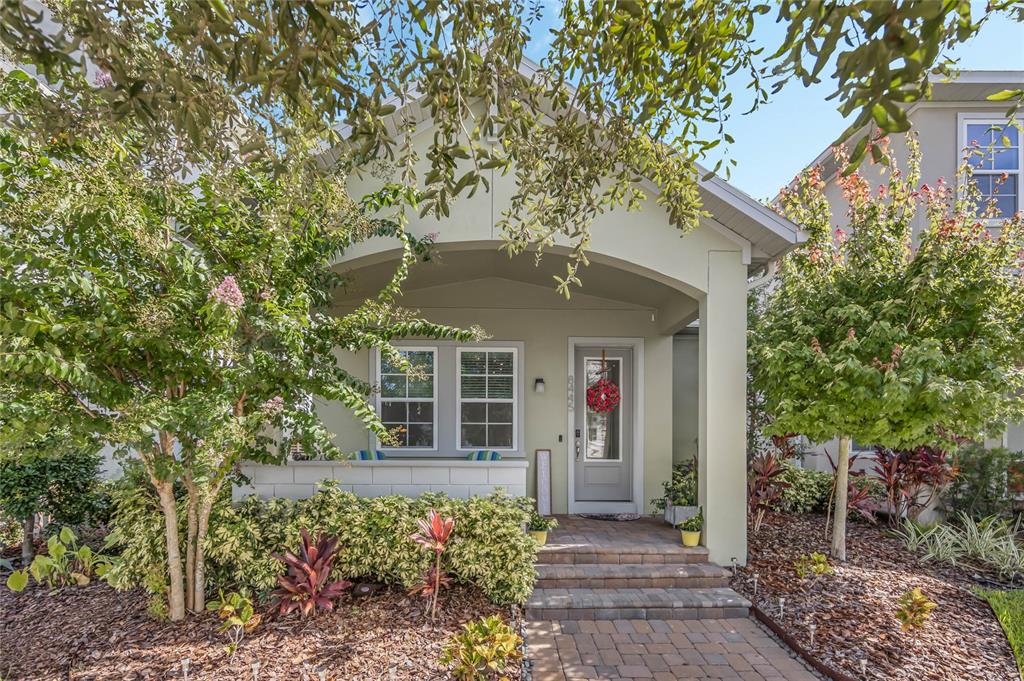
[376,347,437,450]
[959,115,1021,219]
[456,347,518,451]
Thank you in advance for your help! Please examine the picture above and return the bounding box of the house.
[795,70,1024,470]
[236,61,805,566]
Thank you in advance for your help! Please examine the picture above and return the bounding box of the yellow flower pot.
[529,530,548,545]
[680,530,701,547]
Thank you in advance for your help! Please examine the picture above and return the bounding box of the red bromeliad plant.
[871,446,956,524]
[411,509,455,620]
[270,529,352,618]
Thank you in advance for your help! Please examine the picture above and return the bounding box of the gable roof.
[321,56,804,266]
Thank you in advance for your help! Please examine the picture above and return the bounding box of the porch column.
[698,250,748,566]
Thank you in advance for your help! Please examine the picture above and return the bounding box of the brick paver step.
[535,562,730,589]
[525,587,751,622]
[537,542,709,564]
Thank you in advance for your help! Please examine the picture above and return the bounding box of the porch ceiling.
[332,247,691,312]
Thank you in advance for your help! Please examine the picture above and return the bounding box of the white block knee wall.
[234,459,529,501]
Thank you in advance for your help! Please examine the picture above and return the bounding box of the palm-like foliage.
[410,509,455,619]
[411,510,455,555]
[270,529,352,618]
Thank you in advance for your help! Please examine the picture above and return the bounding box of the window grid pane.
[459,350,516,449]
[379,349,435,449]
[965,121,1021,219]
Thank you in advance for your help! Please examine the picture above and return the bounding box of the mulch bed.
[0,582,521,680]
[732,512,1018,681]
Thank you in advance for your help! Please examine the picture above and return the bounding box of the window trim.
[455,346,519,453]
[374,345,439,453]
[957,113,1022,221]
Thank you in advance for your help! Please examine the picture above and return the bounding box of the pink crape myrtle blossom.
[93,70,113,87]
[210,275,244,310]
[262,396,285,415]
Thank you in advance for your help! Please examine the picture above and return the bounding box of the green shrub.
[651,460,697,512]
[793,552,833,578]
[946,443,1022,519]
[0,448,104,559]
[895,587,937,632]
[777,463,833,514]
[7,527,112,592]
[895,513,1024,582]
[441,614,523,681]
[106,480,537,606]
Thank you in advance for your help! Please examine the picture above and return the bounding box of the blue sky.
[522,4,1024,201]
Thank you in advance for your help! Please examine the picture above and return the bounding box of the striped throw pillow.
[465,450,502,461]
[356,450,386,460]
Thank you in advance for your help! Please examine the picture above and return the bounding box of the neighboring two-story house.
[796,70,1024,471]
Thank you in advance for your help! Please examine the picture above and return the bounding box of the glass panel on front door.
[585,357,621,460]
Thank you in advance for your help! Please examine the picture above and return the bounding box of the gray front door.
[574,346,633,502]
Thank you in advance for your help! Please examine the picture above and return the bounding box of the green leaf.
[6,569,29,592]
[987,89,1022,102]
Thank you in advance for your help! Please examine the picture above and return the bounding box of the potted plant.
[677,507,703,547]
[528,511,558,545]
[652,460,698,526]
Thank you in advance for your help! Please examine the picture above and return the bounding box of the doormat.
[578,513,641,522]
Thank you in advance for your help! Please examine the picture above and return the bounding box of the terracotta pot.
[529,530,548,545]
[680,530,701,547]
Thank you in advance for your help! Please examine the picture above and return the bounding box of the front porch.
[320,243,750,566]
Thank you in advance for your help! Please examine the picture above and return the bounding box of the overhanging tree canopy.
[1,0,1020,290]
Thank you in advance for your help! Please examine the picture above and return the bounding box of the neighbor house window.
[457,348,517,450]
[961,118,1021,219]
[378,348,436,449]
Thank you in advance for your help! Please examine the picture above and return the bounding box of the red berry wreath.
[586,378,621,413]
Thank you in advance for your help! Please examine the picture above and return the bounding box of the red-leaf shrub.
[270,528,352,617]
[871,446,956,523]
[748,452,790,532]
[410,509,455,619]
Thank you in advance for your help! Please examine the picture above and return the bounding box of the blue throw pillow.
[465,450,502,461]
[356,450,386,460]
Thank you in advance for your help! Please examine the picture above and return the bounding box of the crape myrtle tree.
[750,138,1024,561]
[0,96,475,620]
[1,0,1022,619]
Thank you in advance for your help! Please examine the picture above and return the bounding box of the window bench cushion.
[466,450,502,461]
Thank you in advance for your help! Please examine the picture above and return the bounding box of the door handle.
[575,441,581,461]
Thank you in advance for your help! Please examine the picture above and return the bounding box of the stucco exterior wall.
[672,334,699,465]
[317,277,676,515]
[824,102,1010,232]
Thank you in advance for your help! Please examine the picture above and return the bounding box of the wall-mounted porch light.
[534,378,546,394]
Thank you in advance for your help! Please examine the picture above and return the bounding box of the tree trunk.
[831,435,851,562]
[155,481,187,621]
[193,496,214,612]
[21,514,34,565]
[184,478,198,612]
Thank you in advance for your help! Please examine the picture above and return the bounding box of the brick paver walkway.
[525,617,822,680]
